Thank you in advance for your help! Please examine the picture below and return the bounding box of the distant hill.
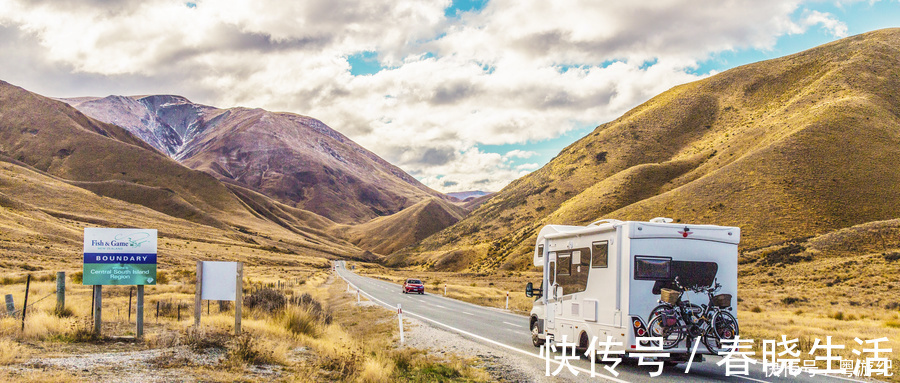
[391,28,900,271]
[332,198,468,256]
[447,191,492,201]
[63,95,448,224]
[0,80,366,269]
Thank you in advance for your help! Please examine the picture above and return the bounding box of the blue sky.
[345,0,900,183]
[1,0,897,192]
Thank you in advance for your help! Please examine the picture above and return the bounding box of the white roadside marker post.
[506,292,509,310]
[356,288,360,303]
[398,304,404,345]
[444,284,447,296]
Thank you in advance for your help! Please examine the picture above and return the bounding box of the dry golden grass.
[0,265,493,382]
[0,337,29,365]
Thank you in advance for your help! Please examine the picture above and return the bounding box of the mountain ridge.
[391,28,900,271]
[63,95,448,224]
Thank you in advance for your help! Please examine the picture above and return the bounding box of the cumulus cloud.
[504,150,538,159]
[0,0,859,193]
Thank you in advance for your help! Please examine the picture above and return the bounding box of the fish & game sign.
[83,228,157,285]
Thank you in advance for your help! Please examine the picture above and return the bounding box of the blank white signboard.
[201,261,238,301]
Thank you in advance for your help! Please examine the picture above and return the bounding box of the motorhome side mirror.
[525,282,533,297]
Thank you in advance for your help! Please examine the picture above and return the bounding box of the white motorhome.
[526,218,739,360]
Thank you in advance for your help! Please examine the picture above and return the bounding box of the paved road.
[334,261,870,383]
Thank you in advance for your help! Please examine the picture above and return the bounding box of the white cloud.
[504,150,538,159]
[0,0,862,193]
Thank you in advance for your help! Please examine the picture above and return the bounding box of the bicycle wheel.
[648,314,683,349]
[703,311,739,354]
[648,304,671,323]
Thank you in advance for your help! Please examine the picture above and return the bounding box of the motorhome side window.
[634,256,671,280]
[555,249,590,295]
[591,241,608,268]
[557,252,571,275]
[536,244,544,258]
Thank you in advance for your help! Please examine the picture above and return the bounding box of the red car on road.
[402,278,424,294]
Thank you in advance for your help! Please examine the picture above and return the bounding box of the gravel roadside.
[395,303,580,383]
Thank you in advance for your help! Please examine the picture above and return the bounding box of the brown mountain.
[0,80,366,268]
[63,95,447,224]
[331,198,467,256]
[391,28,900,271]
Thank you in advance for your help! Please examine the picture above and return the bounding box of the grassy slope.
[397,28,900,272]
[0,80,376,274]
[332,198,467,256]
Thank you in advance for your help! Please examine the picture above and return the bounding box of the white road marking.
[738,376,771,383]
[339,271,850,383]
[462,311,475,316]
[503,321,524,328]
[433,304,447,309]
[337,274,628,383]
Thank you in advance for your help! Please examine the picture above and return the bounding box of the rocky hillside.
[391,28,900,271]
[64,95,447,224]
[0,80,366,268]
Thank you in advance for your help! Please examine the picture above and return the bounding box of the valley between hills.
[1,28,899,381]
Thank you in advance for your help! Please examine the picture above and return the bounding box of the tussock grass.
[0,262,492,381]
[0,337,29,365]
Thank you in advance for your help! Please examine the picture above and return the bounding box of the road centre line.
[503,321,524,328]
[462,311,475,316]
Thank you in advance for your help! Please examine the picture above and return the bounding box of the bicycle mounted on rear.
[647,277,739,354]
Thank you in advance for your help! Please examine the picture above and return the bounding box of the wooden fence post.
[4,294,13,316]
[128,287,134,323]
[21,275,31,332]
[56,272,65,315]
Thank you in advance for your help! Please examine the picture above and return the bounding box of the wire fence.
[1,289,59,320]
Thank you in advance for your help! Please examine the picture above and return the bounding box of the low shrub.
[244,288,286,313]
[226,333,278,366]
[281,306,320,337]
[781,297,807,305]
[183,327,231,352]
[760,244,811,266]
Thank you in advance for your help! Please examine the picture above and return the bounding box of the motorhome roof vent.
[588,219,622,227]
[649,217,673,223]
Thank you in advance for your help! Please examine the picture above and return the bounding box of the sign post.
[197,261,243,335]
[83,228,157,338]
[92,286,102,335]
[136,285,144,339]
[195,261,203,327]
